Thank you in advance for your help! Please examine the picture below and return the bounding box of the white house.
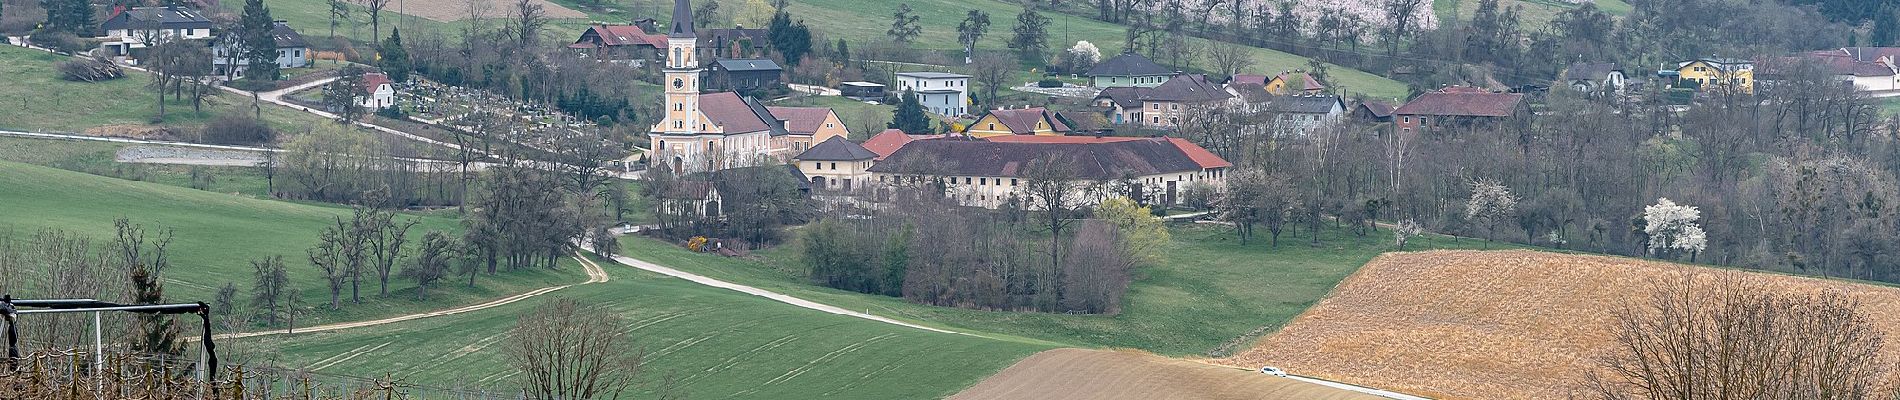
[1561,62,1627,95]
[1258,95,1346,137]
[211,21,311,79]
[357,73,396,110]
[892,72,970,117]
[96,6,214,64]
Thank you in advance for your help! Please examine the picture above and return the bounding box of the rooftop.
[896,72,971,79]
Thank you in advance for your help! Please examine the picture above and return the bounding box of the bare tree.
[401,230,456,300]
[1206,38,1253,78]
[1586,275,1899,400]
[969,52,1013,105]
[508,298,646,400]
[250,255,290,326]
[1021,155,1084,285]
[358,0,393,43]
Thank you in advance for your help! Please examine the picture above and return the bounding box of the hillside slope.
[1222,250,1900,399]
[0,160,581,325]
[952,348,1385,400]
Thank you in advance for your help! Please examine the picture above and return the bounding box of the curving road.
[211,253,609,340]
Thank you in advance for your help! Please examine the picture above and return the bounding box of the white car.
[1259,366,1288,377]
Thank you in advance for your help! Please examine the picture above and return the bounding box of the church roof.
[669,0,694,38]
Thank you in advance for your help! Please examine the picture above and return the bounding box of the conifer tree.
[379,28,411,82]
[238,0,280,81]
[888,90,931,134]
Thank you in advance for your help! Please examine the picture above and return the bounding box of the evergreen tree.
[44,0,94,35]
[379,28,412,83]
[238,0,280,81]
[766,11,811,65]
[835,39,850,66]
[1875,5,1899,46]
[888,90,931,134]
[1008,5,1051,64]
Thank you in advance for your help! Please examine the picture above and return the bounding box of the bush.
[200,115,276,145]
[375,106,406,119]
[29,31,89,54]
[56,57,124,82]
[1037,78,1064,88]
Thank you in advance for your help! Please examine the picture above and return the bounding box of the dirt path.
[951,348,1387,400]
[214,254,608,340]
[601,253,973,336]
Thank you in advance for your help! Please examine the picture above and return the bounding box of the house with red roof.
[963,107,1072,137]
[569,24,668,66]
[766,106,848,153]
[1391,87,1527,133]
[357,73,396,110]
[867,136,1230,208]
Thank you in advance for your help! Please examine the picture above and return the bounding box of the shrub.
[200,115,276,145]
[1037,78,1064,88]
[375,106,406,119]
[29,31,89,54]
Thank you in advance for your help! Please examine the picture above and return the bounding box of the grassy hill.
[250,257,1051,398]
[0,45,332,135]
[1434,0,1631,33]
[0,159,584,326]
[617,223,1520,357]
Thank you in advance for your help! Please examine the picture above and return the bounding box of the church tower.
[651,0,705,173]
[661,0,700,136]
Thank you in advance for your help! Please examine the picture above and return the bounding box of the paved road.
[210,254,609,340]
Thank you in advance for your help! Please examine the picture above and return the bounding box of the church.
[649,0,844,174]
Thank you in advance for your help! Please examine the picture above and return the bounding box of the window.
[1171,104,1179,110]
[1011,179,1018,186]
[1403,116,1411,123]
[988,123,996,130]
[675,121,683,129]
[980,178,988,185]
[1152,117,1160,123]
[829,162,837,170]
[675,103,682,111]
[964,177,972,184]
[1152,103,1160,110]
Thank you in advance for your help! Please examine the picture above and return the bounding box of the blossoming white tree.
[1643,197,1707,260]
[1465,178,1517,248]
[1394,219,1423,250]
[1064,41,1101,73]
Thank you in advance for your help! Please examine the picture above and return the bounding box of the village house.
[766,106,848,153]
[567,24,667,66]
[357,73,396,110]
[867,136,1230,209]
[1664,57,1754,94]
[1259,95,1346,136]
[794,136,879,193]
[1560,62,1626,95]
[1351,100,1397,123]
[1263,71,1327,95]
[1392,87,1528,133]
[706,58,783,92]
[892,72,970,117]
[659,180,724,217]
[962,107,1071,137]
[211,21,309,79]
[1086,51,1174,88]
[1093,74,1232,128]
[96,6,214,64]
[1761,49,1900,93]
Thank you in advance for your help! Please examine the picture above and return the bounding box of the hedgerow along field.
[0,160,588,326]
[248,258,1052,399]
[619,222,1521,356]
[0,45,333,135]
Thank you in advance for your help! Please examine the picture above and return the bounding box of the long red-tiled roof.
[1229,74,1268,86]
[871,137,1226,179]
[978,135,1232,169]
[1393,88,1524,117]
[766,106,833,135]
[359,73,392,95]
[863,129,915,160]
[584,25,666,47]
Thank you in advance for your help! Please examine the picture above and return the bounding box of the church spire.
[669,0,695,38]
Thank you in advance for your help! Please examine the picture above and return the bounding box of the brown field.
[1220,250,1900,400]
[394,0,586,22]
[951,348,1387,400]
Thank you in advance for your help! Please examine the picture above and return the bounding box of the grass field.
[0,160,587,327]
[950,348,1384,400]
[1435,0,1630,32]
[1221,250,1900,399]
[620,223,1518,356]
[249,256,1050,398]
[618,0,1411,99]
[0,45,334,136]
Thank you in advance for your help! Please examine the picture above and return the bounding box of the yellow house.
[962,107,1072,138]
[793,136,878,193]
[1674,58,1754,94]
[1263,72,1326,95]
[767,106,850,155]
